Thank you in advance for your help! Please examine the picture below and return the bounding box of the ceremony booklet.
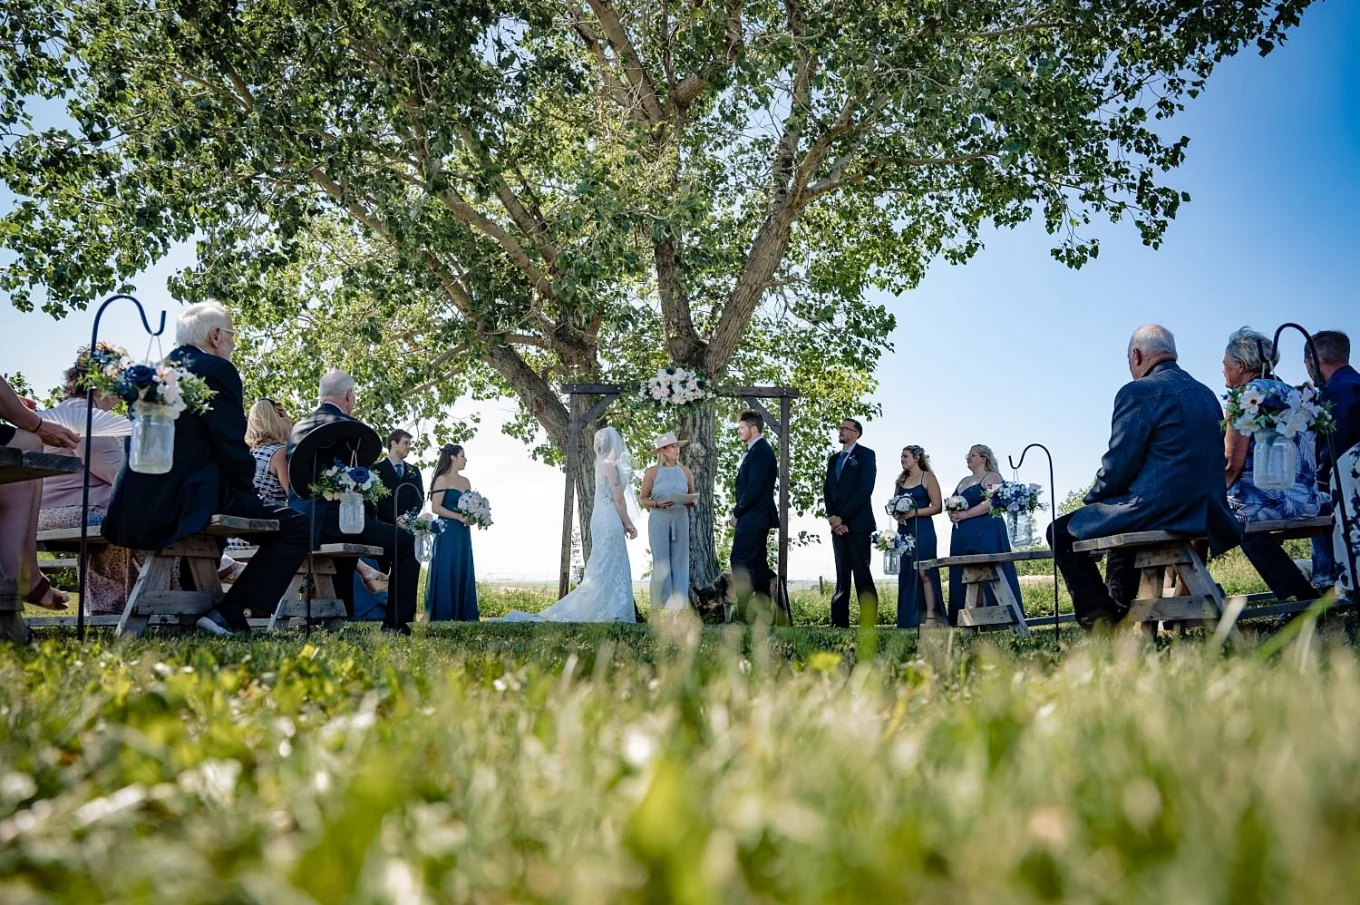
[664,493,700,505]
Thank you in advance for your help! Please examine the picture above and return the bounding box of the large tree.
[1,0,1313,582]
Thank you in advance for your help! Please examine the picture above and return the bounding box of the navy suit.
[1313,364,1360,588]
[731,436,777,606]
[103,345,310,630]
[287,404,417,631]
[374,457,424,620]
[823,444,878,627]
[1050,360,1242,626]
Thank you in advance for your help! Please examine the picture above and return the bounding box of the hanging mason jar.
[1253,429,1296,490]
[1005,510,1035,549]
[128,401,175,474]
[414,531,434,563]
[882,550,901,575]
[338,490,365,534]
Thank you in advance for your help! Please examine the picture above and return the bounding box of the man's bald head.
[1127,325,1178,379]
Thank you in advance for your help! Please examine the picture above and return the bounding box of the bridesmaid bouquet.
[456,490,494,528]
[1222,380,1334,439]
[84,344,215,416]
[884,494,917,518]
[310,461,390,503]
[398,509,447,536]
[987,482,1044,518]
[871,531,915,554]
[640,366,707,407]
[944,495,969,513]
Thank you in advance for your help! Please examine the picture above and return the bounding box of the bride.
[501,427,639,622]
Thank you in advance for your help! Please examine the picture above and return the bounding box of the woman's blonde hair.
[245,399,290,448]
[896,445,932,486]
[969,443,999,474]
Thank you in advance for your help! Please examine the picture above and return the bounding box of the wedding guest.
[0,374,78,612]
[892,445,944,628]
[946,444,1023,624]
[38,349,179,614]
[1222,327,1322,602]
[1304,330,1360,596]
[823,418,877,627]
[729,411,778,616]
[641,431,695,612]
[374,428,422,618]
[1049,325,1240,628]
[425,444,478,621]
[102,301,312,633]
[288,369,416,633]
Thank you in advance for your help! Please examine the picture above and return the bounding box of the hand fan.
[37,405,134,438]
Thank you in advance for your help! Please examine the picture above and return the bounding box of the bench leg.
[116,553,172,638]
[0,579,23,644]
[989,570,1032,639]
[267,572,309,630]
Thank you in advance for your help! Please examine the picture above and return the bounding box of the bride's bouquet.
[1223,379,1334,438]
[884,493,917,518]
[456,490,493,528]
[944,495,969,513]
[640,366,707,407]
[310,460,390,504]
[84,343,215,417]
[987,482,1044,519]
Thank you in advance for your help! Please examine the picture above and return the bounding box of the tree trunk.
[576,435,597,563]
[679,399,720,589]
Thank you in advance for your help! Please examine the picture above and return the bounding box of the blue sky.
[3,2,1357,580]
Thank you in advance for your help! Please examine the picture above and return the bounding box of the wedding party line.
[2,303,1357,636]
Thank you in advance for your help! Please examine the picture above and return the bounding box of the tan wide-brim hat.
[653,431,689,452]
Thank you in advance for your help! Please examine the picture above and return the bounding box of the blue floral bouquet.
[884,493,917,518]
[871,531,915,554]
[83,343,214,416]
[309,460,390,503]
[987,482,1044,519]
[397,508,447,535]
[1223,379,1335,439]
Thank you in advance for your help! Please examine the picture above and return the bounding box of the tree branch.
[583,0,666,124]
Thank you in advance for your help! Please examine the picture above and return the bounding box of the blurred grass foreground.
[3,614,1360,903]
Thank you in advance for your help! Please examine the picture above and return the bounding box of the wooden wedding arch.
[557,383,801,618]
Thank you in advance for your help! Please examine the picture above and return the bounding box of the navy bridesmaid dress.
[895,481,944,628]
[947,481,1024,624]
[425,487,479,621]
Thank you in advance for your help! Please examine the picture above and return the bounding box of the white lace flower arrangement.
[640,366,708,407]
[456,490,494,529]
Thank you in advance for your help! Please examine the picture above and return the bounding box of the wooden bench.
[113,515,279,637]
[1,450,82,642]
[1071,530,1228,634]
[919,550,1049,638]
[262,543,382,630]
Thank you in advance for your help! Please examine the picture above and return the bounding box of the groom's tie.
[836,451,848,479]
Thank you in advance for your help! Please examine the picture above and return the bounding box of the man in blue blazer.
[1306,330,1360,594]
[1049,325,1241,628]
[103,301,311,632]
[823,418,877,628]
[729,411,778,614]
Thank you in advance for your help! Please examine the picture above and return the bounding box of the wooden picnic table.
[0,447,81,485]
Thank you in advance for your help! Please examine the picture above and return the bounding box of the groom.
[728,411,778,617]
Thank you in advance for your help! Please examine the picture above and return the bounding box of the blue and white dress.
[1228,378,1325,523]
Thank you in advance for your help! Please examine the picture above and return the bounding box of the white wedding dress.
[501,430,636,623]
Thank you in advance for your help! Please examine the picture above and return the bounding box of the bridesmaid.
[640,431,696,612]
[946,444,1024,624]
[425,444,479,621]
[893,445,945,628]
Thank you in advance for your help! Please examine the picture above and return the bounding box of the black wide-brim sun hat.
[288,420,383,499]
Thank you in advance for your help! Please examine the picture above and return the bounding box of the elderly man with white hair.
[1047,325,1242,629]
[102,301,312,633]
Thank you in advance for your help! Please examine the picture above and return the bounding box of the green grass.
[3,619,1360,903]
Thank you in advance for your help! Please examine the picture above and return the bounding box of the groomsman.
[822,418,878,628]
[374,428,423,622]
[729,411,778,617]
[1305,330,1360,597]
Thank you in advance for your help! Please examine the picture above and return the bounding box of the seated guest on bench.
[39,348,180,614]
[1221,327,1323,602]
[1304,330,1360,597]
[287,370,416,634]
[101,301,312,633]
[0,374,79,610]
[1048,325,1241,629]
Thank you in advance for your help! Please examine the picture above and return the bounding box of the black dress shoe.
[381,624,412,636]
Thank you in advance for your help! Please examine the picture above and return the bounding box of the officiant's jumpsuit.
[648,465,691,610]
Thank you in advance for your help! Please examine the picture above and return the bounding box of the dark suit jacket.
[1070,360,1241,555]
[1319,364,1360,487]
[374,458,424,524]
[103,345,257,550]
[733,436,778,530]
[823,444,877,534]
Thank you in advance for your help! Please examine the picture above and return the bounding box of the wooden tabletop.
[0,447,82,486]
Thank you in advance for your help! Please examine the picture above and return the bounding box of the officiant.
[640,431,696,612]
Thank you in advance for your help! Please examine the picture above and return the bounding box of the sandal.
[25,577,70,611]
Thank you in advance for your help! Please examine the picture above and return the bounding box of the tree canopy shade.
[0,0,1315,581]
